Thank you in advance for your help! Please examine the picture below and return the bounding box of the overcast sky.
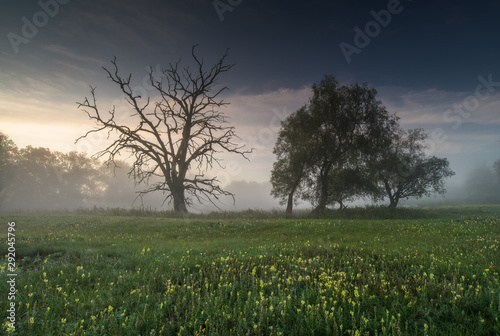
[1,0,499,210]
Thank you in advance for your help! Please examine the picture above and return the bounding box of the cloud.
[430,131,497,156]
[43,44,107,69]
[56,5,151,52]
[378,85,500,128]
[223,86,312,148]
[54,1,199,57]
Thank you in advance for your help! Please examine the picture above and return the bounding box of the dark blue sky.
[2,0,499,92]
[1,0,499,208]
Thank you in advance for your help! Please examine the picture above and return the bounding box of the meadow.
[0,206,499,335]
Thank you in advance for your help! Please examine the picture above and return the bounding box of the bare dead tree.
[76,46,251,213]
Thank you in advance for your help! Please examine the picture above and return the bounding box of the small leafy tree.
[375,128,455,208]
[11,146,61,209]
[270,106,313,214]
[0,132,18,206]
[56,151,106,206]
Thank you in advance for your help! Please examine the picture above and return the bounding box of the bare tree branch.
[76,46,251,212]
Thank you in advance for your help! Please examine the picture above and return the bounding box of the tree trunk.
[285,182,300,215]
[381,176,398,209]
[172,182,188,213]
[387,195,398,208]
[285,192,294,215]
[311,174,329,216]
[311,202,326,216]
[173,197,188,213]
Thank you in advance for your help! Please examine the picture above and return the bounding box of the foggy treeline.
[441,162,500,206]
[1,131,499,212]
[0,132,150,212]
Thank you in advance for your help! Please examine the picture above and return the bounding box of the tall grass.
[1,204,474,220]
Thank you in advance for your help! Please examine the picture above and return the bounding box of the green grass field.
[1,206,499,335]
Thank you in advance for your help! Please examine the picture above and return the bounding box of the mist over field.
[0,129,499,213]
[0,153,499,213]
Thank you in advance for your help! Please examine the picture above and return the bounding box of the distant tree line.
[0,132,140,211]
[270,75,457,215]
[461,160,500,204]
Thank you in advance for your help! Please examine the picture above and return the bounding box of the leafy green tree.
[56,151,106,207]
[11,146,61,209]
[270,75,396,215]
[3,145,111,210]
[306,76,396,215]
[375,128,455,208]
[0,132,18,206]
[270,106,313,214]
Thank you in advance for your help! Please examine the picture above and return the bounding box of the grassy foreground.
[0,206,499,335]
